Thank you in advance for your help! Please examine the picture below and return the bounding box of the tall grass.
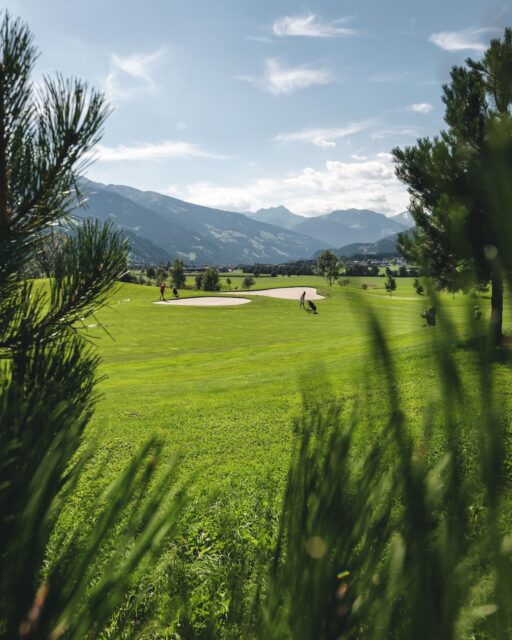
[232,289,512,640]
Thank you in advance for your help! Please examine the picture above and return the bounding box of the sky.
[3,0,511,216]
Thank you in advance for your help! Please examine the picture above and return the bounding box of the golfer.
[159,282,166,300]
[299,291,306,308]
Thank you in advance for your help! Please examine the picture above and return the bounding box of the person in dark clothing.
[299,291,306,308]
[159,282,166,301]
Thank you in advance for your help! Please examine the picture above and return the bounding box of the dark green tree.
[195,273,203,289]
[0,13,184,637]
[385,274,396,296]
[202,267,220,291]
[226,277,232,289]
[393,29,512,345]
[170,257,186,289]
[242,276,255,289]
[316,250,341,286]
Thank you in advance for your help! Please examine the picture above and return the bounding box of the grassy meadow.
[49,274,512,635]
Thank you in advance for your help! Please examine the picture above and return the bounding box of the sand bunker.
[154,297,251,307]
[224,286,324,300]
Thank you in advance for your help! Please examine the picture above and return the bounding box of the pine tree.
[385,271,397,296]
[0,13,184,637]
[393,29,512,345]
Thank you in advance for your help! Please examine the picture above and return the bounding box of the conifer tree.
[393,29,512,345]
[170,257,186,288]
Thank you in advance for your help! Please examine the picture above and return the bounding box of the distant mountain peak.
[257,205,295,214]
[244,205,305,231]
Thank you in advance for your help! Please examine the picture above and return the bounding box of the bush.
[243,276,255,289]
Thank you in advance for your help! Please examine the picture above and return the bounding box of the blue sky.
[4,0,511,215]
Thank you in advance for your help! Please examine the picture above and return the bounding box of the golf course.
[84,276,466,490]
[45,273,509,636]
[4,7,512,639]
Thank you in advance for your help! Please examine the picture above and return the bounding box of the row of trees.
[240,260,315,277]
[146,258,186,288]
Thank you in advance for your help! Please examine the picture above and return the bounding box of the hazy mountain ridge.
[292,208,409,247]
[334,227,416,257]
[389,211,414,227]
[75,180,327,265]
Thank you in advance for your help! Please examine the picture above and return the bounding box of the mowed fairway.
[81,275,489,500]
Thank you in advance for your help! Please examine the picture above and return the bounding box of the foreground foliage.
[0,13,184,638]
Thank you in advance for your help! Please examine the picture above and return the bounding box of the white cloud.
[104,48,167,103]
[429,27,500,52]
[90,140,225,162]
[371,126,421,140]
[238,58,333,95]
[275,122,370,148]
[166,154,409,215]
[272,13,357,38]
[406,102,433,114]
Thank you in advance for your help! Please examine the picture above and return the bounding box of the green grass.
[84,277,463,483]
[81,276,504,488]
[59,275,511,635]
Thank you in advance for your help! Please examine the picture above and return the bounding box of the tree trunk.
[490,273,503,347]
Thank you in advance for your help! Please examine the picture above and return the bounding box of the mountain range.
[74,180,413,265]
[74,180,327,265]
[291,209,408,247]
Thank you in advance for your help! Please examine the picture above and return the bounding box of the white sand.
[224,286,324,300]
[154,297,251,307]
